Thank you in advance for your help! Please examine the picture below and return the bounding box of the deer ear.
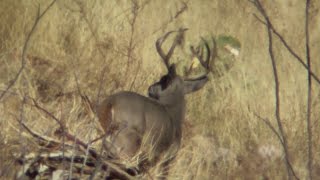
[168,64,176,76]
[183,76,208,94]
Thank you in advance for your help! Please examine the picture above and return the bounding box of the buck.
[97,29,213,177]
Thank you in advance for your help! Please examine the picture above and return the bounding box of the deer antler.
[190,37,217,74]
[156,28,188,70]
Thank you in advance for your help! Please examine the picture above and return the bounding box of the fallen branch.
[15,117,136,179]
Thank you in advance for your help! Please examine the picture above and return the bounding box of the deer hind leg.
[112,127,142,160]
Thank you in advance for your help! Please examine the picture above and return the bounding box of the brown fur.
[96,99,115,134]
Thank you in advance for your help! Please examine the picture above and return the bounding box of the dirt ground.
[0,0,320,179]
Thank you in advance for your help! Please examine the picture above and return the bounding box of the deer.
[96,28,213,178]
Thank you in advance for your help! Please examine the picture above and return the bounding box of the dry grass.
[1,0,320,179]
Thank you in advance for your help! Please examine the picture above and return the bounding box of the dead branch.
[250,2,320,85]
[254,113,284,146]
[14,119,62,149]
[28,97,103,159]
[253,112,298,177]
[74,0,107,60]
[124,0,152,90]
[129,58,142,91]
[0,0,57,101]
[15,115,135,179]
[17,150,134,180]
[173,1,188,19]
[18,96,27,159]
[54,129,88,149]
[152,1,189,34]
[31,98,65,131]
[124,0,140,85]
[305,0,313,179]
[249,0,300,179]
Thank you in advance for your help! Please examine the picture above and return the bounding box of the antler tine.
[200,37,211,70]
[210,37,218,67]
[156,28,188,70]
[190,37,217,74]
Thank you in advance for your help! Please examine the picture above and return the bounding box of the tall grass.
[0,0,319,179]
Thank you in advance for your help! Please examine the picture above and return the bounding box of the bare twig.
[30,97,68,164]
[266,24,297,180]
[254,113,284,146]
[58,97,67,170]
[72,1,118,106]
[0,0,57,101]
[89,138,105,180]
[18,96,27,177]
[4,80,131,178]
[253,112,298,177]
[173,1,188,19]
[54,129,88,149]
[79,128,102,178]
[125,0,152,89]
[68,132,79,180]
[14,115,133,179]
[152,1,189,34]
[250,1,299,179]
[250,8,320,85]
[14,119,61,149]
[129,58,142,91]
[75,0,107,60]
[31,98,65,130]
[86,158,100,179]
[73,71,103,177]
[89,134,106,144]
[124,0,139,82]
[305,0,313,179]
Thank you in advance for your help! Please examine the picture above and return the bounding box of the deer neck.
[161,95,186,128]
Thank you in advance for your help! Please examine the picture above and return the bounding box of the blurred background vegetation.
[0,0,320,179]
